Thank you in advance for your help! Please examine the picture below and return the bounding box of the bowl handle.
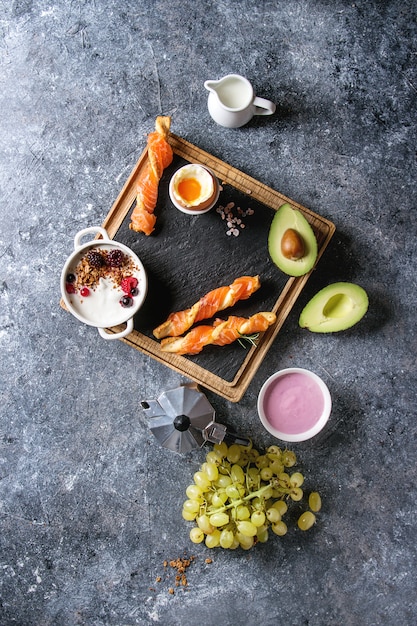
[97,317,134,341]
[74,226,109,251]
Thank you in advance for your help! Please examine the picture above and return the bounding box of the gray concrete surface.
[1,1,416,624]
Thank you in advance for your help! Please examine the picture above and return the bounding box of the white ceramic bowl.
[169,164,220,215]
[61,226,147,340]
[257,368,332,442]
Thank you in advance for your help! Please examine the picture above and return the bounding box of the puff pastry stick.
[160,312,276,355]
[153,275,261,339]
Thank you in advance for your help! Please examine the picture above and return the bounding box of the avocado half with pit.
[268,203,318,277]
[299,282,369,332]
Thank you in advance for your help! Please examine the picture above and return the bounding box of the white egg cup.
[169,164,220,215]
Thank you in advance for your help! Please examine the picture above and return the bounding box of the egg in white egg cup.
[169,163,220,215]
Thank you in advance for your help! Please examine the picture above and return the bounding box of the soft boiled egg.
[170,164,217,211]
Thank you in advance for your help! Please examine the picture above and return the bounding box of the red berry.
[66,283,76,294]
[80,287,90,297]
[121,276,138,294]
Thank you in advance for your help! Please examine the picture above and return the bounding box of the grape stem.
[207,483,274,517]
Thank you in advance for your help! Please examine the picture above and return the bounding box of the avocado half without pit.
[299,282,369,332]
[268,203,318,277]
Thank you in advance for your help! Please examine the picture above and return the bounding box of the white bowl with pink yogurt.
[61,226,147,340]
[257,368,331,442]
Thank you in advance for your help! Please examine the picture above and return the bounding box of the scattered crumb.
[205,558,212,564]
[153,555,199,595]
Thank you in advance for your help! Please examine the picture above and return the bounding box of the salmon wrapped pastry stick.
[153,275,261,339]
[160,312,276,355]
[129,116,173,235]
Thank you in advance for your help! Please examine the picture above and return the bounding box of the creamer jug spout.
[204,79,221,94]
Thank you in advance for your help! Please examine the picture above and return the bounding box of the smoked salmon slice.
[153,275,261,339]
[129,116,173,235]
[160,312,276,355]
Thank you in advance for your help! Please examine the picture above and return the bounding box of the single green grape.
[236,505,251,520]
[271,521,288,536]
[182,509,197,521]
[278,472,291,487]
[226,444,241,463]
[201,461,219,482]
[237,532,254,550]
[266,507,281,523]
[225,485,241,500]
[269,460,284,475]
[250,496,263,511]
[271,500,288,516]
[260,467,273,481]
[210,512,230,527]
[219,528,234,549]
[196,514,214,534]
[290,487,303,501]
[308,492,322,512]
[255,455,270,469]
[267,445,282,456]
[230,464,245,484]
[211,490,228,507]
[213,441,228,458]
[193,471,211,490]
[290,472,304,487]
[251,510,266,527]
[205,529,221,548]
[190,527,205,543]
[185,484,204,500]
[183,499,201,514]
[214,474,232,489]
[298,511,316,530]
[282,450,297,467]
[256,525,269,543]
[205,450,220,464]
[236,521,258,537]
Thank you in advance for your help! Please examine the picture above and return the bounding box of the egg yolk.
[178,178,201,202]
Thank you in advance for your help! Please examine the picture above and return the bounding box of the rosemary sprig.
[237,331,260,349]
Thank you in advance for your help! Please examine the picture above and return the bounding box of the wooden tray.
[72,133,335,401]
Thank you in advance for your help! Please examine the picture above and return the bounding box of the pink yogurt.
[258,368,331,442]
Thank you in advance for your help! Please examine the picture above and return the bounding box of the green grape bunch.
[182,442,322,550]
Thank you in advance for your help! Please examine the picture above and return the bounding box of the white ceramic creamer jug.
[204,74,276,128]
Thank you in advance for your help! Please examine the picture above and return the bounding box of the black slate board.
[115,153,283,383]
[97,133,335,401]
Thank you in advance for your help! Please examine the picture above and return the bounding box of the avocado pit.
[281,228,305,261]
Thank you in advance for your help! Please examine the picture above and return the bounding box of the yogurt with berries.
[61,227,147,340]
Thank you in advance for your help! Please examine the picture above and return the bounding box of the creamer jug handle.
[253,96,276,116]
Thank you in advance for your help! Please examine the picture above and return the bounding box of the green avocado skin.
[299,282,369,332]
[268,203,318,277]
